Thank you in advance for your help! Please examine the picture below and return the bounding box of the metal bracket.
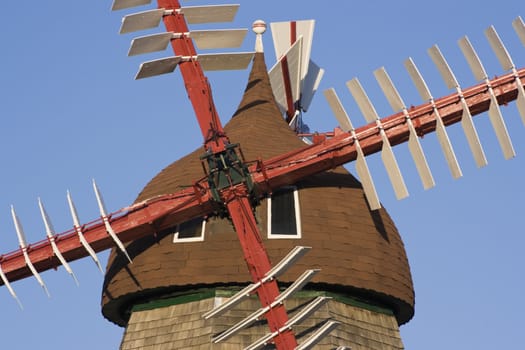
[201,143,257,210]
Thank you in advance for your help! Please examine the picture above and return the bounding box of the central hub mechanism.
[201,143,257,210]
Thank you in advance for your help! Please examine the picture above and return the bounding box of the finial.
[252,19,266,53]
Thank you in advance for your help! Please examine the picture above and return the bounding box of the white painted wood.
[405,57,463,179]
[120,9,165,34]
[135,56,182,79]
[111,0,151,11]
[374,67,435,189]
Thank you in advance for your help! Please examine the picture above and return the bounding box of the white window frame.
[173,218,206,243]
[267,186,302,239]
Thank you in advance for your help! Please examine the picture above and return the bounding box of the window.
[267,186,301,239]
[173,217,206,243]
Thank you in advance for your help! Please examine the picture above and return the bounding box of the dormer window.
[267,186,301,239]
[173,217,206,243]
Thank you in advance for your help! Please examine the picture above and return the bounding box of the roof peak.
[252,19,267,53]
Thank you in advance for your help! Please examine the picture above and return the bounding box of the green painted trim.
[131,287,393,317]
[131,289,216,312]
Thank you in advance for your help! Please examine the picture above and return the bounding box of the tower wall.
[120,292,404,349]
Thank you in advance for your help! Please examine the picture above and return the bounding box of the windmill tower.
[0,1,520,348]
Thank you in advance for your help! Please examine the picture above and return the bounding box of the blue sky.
[0,1,523,349]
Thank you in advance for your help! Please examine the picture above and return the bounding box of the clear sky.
[0,1,523,349]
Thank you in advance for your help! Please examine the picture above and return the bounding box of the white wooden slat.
[485,25,514,71]
[485,24,525,125]
[204,245,311,319]
[405,57,463,179]
[38,198,79,285]
[380,136,409,200]
[270,20,315,82]
[93,180,133,263]
[11,206,50,297]
[111,0,151,11]
[67,191,104,273]
[274,269,319,303]
[191,29,247,49]
[268,38,302,115]
[458,36,487,82]
[323,88,354,131]
[135,56,182,79]
[460,99,488,168]
[516,83,525,125]
[244,333,275,350]
[407,123,435,190]
[214,279,319,342]
[513,16,525,46]
[120,9,165,34]
[429,44,487,168]
[404,57,432,101]
[435,110,463,179]
[203,283,259,319]
[131,28,248,55]
[487,96,516,159]
[459,36,515,159]
[212,307,267,343]
[428,45,459,90]
[301,60,324,112]
[128,32,173,56]
[323,88,381,209]
[197,52,254,71]
[0,263,22,308]
[346,78,379,123]
[355,149,381,210]
[246,299,337,350]
[285,296,330,327]
[373,67,404,112]
[265,246,311,279]
[181,5,239,24]
[295,321,340,350]
[347,78,408,199]
[374,67,435,190]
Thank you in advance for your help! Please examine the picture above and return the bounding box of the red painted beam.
[0,189,213,283]
[158,0,229,153]
[251,68,525,192]
[224,191,297,348]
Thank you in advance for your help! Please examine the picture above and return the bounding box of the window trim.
[173,218,206,243]
[267,186,302,239]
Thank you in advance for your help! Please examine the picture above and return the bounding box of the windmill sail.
[269,20,324,126]
[268,37,302,118]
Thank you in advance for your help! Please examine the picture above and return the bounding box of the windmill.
[0,0,520,350]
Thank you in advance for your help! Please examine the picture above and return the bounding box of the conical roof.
[101,53,415,326]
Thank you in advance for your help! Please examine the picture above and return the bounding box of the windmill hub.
[201,142,257,214]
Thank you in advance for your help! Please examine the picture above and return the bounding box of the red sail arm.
[0,188,214,283]
[252,68,525,191]
[157,0,229,153]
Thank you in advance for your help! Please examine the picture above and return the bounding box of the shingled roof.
[101,52,415,327]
